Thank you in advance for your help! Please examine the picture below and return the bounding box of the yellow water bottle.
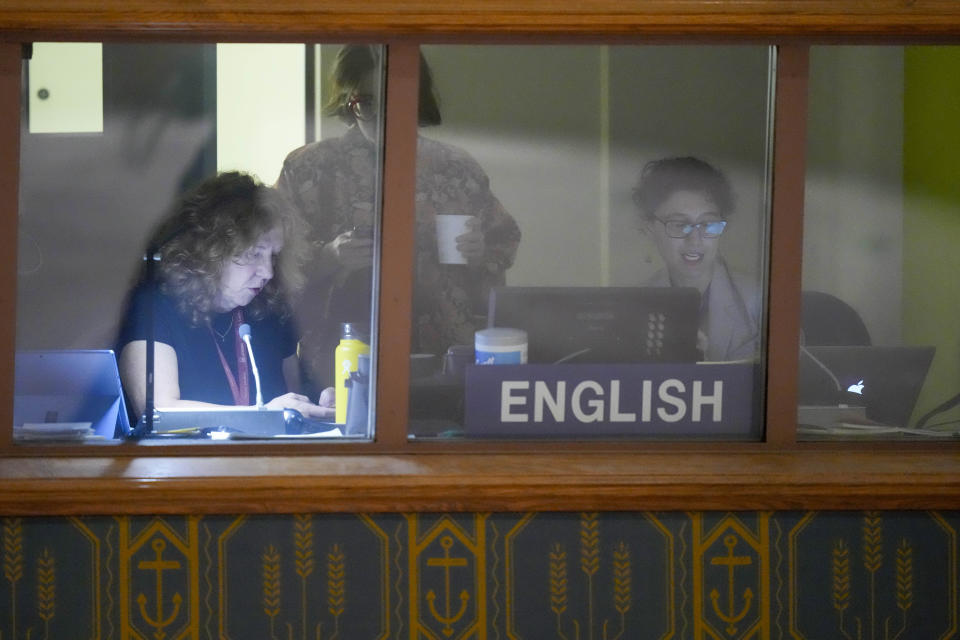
[334,322,370,424]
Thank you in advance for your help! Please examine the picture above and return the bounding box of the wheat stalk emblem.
[4,517,23,640]
[886,538,914,640]
[327,544,345,616]
[832,514,917,640]
[326,544,345,639]
[612,542,631,616]
[580,513,599,640]
[831,539,850,614]
[295,515,315,579]
[294,514,314,640]
[895,540,912,613]
[549,543,572,640]
[2,518,22,583]
[548,520,633,640]
[862,511,883,638]
[262,544,282,639]
[550,544,568,617]
[602,542,632,640]
[831,536,856,640]
[862,512,883,574]
[37,547,56,637]
[579,513,599,578]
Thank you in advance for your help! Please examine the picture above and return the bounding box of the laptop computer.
[798,345,935,427]
[487,286,701,364]
[14,349,132,438]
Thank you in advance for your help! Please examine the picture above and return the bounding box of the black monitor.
[487,286,701,364]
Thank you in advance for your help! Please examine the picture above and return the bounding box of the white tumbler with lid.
[475,328,528,365]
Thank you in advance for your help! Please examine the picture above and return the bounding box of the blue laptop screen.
[14,350,131,439]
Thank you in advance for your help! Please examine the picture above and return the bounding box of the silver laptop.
[798,345,935,427]
[14,349,131,438]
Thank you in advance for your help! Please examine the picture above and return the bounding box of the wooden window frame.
[0,1,958,516]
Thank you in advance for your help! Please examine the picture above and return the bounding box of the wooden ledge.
[1,451,958,515]
[2,1,960,39]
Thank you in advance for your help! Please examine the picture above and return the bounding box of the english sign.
[464,363,759,438]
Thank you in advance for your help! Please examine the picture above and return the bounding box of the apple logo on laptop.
[847,380,865,395]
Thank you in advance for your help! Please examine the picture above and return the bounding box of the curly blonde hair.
[148,171,307,326]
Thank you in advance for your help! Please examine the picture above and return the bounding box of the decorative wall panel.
[1,511,956,639]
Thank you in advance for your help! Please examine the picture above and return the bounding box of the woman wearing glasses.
[632,156,761,361]
[276,45,521,393]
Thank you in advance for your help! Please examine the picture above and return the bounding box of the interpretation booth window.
[407,45,773,441]
[9,35,960,449]
[12,42,775,445]
[14,43,385,443]
[797,46,960,441]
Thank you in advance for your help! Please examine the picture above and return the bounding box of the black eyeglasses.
[346,93,377,121]
[657,219,727,239]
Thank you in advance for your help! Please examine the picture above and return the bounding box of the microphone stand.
[130,242,160,437]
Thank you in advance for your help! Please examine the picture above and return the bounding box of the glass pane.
[408,45,774,440]
[799,46,960,440]
[15,43,384,443]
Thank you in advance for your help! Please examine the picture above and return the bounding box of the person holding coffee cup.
[276,45,520,393]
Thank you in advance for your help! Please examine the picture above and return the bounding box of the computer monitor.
[14,349,132,438]
[487,286,701,364]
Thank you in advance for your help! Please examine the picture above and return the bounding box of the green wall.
[903,47,960,426]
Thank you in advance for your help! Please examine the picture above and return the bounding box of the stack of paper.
[14,422,94,442]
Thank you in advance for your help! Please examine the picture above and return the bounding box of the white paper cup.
[435,214,471,265]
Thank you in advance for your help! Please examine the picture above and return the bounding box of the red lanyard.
[209,308,250,406]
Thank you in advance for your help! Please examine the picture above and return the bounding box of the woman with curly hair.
[633,156,761,361]
[116,171,334,420]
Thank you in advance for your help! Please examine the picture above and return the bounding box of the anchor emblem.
[136,538,183,640]
[709,534,754,636]
[425,535,470,637]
